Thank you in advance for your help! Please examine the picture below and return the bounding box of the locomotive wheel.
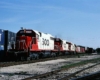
[56,52,60,56]
[27,57,31,61]
[39,53,43,58]
[51,52,56,57]
[21,57,25,61]
[35,56,39,60]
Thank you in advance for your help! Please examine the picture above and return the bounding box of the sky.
[0,0,100,49]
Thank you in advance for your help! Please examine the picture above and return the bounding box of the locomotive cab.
[16,29,38,51]
[8,29,40,60]
[54,38,63,51]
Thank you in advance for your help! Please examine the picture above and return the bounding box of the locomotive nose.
[16,36,27,50]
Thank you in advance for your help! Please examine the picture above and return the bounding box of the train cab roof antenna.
[21,27,24,30]
[55,35,57,38]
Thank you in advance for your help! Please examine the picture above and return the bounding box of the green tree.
[96,48,100,54]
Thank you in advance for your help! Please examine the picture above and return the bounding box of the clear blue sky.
[0,0,100,49]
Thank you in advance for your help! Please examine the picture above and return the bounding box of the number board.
[20,30,32,33]
[42,38,49,46]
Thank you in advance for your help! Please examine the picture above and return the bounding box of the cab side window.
[36,34,39,42]
[32,37,36,44]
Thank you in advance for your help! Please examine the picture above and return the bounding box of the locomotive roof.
[33,30,54,37]
[66,41,72,44]
[33,30,40,35]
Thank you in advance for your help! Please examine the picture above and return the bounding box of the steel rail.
[22,60,100,80]
[58,62,100,80]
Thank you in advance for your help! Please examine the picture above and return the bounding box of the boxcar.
[0,29,16,61]
[0,45,4,61]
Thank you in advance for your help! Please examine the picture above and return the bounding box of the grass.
[61,57,100,69]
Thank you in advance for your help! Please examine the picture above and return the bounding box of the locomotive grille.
[16,40,27,50]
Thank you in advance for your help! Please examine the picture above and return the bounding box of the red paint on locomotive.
[54,38,63,51]
[15,29,39,52]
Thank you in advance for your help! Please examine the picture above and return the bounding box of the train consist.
[0,28,94,61]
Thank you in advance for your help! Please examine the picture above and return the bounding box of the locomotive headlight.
[24,29,26,33]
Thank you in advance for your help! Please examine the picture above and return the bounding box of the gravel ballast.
[0,55,100,80]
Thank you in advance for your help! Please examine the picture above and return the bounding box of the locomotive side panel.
[31,30,54,51]
[76,46,81,53]
[66,42,72,51]
[62,40,69,51]
[76,45,86,53]
[81,46,85,53]
[71,43,76,52]
[38,32,54,50]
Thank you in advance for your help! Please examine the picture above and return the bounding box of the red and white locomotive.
[7,28,85,60]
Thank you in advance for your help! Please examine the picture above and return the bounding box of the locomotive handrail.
[28,40,33,50]
[16,40,28,50]
[54,45,60,51]
[27,37,36,50]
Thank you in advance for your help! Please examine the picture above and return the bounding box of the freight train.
[0,28,94,61]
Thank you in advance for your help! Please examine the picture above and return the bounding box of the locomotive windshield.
[17,30,36,37]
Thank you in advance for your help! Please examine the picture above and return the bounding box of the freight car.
[0,29,16,61]
[0,45,4,61]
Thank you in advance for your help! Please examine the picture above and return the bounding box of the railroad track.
[22,58,100,80]
[0,54,83,67]
[59,62,100,80]
[72,71,100,80]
